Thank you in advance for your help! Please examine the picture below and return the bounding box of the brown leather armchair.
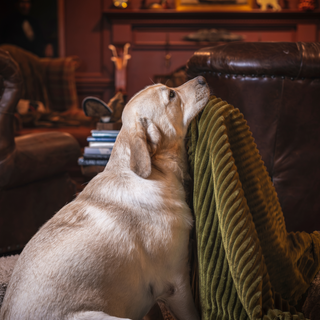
[186,42,320,233]
[0,44,95,148]
[0,49,81,255]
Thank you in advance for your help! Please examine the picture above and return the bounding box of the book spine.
[78,157,108,166]
[87,137,117,142]
[91,133,119,138]
[91,130,119,138]
[84,147,113,155]
[83,154,110,160]
[89,142,115,148]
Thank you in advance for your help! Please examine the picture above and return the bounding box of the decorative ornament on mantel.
[109,43,131,94]
[298,0,316,10]
[256,0,281,10]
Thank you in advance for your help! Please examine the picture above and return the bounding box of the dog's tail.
[67,311,131,320]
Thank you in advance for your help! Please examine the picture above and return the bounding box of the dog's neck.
[152,142,190,186]
[109,133,189,183]
[106,125,190,185]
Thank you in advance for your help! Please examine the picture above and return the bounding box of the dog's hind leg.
[67,311,131,320]
[165,271,200,320]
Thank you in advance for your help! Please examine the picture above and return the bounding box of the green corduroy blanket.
[187,97,320,320]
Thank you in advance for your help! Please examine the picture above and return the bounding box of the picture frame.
[175,0,254,11]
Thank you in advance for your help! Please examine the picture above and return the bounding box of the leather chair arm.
[187,42,320,79]
[0,132,81,189]
[0,49,22,162]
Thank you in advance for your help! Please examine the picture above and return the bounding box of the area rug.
[186,97,320,320]
[0,255,19,307]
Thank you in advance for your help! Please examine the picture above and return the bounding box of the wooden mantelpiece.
[103,8,320,46]
[104,8,320,22]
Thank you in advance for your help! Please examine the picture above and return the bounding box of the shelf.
[131,41,223,50]
[104,8,320,21]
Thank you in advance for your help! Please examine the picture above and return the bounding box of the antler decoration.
[123,43,131,68]
[109,43,131,70]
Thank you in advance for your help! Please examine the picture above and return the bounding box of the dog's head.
[117,76,210,178]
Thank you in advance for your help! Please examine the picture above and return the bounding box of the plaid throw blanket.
[0,44,50,110]
[41,56,78,112]
[0,44,78,112]
[186,97,320,320]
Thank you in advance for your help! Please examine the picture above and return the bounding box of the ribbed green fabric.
[187,97,320,320]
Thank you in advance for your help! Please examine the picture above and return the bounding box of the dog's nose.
[197,76,207,85]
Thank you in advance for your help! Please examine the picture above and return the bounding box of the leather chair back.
[187,42,320,232]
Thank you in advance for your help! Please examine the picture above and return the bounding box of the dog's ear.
[146,120,161,157]
[129,118,161,179]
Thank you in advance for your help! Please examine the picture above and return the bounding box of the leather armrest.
[0,132,81,189]
[187,42,320,79]
[0,49,22,162]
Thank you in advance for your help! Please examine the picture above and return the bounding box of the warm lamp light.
[113,0,129,8]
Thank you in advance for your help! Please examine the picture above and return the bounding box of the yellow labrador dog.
[0,76,209,320]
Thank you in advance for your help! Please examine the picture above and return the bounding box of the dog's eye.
[169,90,175,99]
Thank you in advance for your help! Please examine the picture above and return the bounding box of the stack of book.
[78,130,119,169]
